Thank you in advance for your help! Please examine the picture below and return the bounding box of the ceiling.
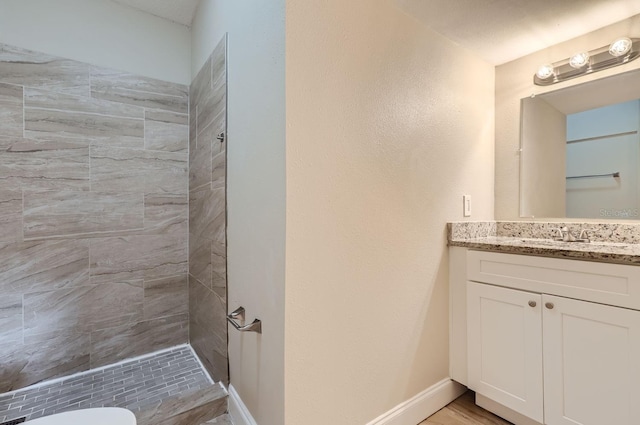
[395,0,640,65]
[112,0,640,63]
[111,0,199,26]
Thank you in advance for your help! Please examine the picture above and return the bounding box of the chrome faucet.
[562,226,576,242]
[554,227,589,243]
[554,226,576,242]
[554,227,564,240]
[578,229,591,243]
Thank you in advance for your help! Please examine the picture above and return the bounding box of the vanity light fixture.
[536,64,555,80]
[569,52,590,69]
[609,37,632,57]
[534,37,640,86]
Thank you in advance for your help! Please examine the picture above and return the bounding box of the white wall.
[495,14,640,219]
[0,0,191,84]
[191,2,286,425]
[284,1,495,423]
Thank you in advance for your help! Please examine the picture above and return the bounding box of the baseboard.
[228,378,464,425]
[228,384,258,425]
[365,378,466,425]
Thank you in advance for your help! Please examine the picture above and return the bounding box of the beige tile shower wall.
[188,36,228,384]
[0,43,189,392]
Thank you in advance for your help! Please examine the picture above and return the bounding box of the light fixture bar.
[534,37,640,86]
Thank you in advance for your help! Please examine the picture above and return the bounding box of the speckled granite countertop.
[448,221,640,265]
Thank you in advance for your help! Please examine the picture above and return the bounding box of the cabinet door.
[467,282,544,422]
[543,295,640,425]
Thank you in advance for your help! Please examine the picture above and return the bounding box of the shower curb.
[136,383,228,425]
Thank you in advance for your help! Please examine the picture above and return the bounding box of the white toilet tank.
[25,408,136,425]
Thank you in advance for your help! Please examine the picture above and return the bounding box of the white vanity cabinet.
[467,282,544,422]
[542,294,640,425]
[450,248,640,425]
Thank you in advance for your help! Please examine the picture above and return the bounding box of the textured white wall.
[495,14,640,219]
[284,1,495,423]
[191,2,286,425]
[0,0,191,84]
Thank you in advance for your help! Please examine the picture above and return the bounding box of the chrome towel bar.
[227,307,262,334]
[566,171,620,179]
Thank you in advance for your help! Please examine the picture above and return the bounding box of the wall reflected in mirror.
[520,68,640,220]
[567,100,639,219]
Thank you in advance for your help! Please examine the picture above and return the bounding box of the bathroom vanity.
[449,222,640,425]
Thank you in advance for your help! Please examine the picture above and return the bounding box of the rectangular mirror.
[520,68,640,219]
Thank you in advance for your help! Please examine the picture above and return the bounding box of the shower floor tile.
[0,345,212,423]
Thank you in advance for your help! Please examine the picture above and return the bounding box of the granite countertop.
[448,222,640,265]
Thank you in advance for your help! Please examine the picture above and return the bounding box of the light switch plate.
[463,195,471,217]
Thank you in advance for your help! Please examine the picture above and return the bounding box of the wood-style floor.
[419,391,513,425]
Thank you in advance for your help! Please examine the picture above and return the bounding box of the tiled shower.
[0,35,229,424]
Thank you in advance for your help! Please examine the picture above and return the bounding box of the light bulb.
[569,52,590,69]
[609,37,632,57]
[536,64,554,80]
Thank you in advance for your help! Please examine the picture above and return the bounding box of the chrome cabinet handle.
[545,302,555,310]
[227,306,262,334]
[528,300,537,307]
